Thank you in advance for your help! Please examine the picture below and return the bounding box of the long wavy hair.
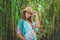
[22,11,32,23]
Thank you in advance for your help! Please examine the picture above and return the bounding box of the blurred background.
[0,0,60,40]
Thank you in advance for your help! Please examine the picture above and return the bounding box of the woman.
[17,7,40,40]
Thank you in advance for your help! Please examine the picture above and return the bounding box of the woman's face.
[25,11,32,19]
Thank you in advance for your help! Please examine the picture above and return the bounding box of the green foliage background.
[0,0,60,40]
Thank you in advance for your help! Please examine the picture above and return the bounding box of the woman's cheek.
[25,13,28,18]
[27,15,30,18]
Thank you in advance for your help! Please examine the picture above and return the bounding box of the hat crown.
[23,7,32,12]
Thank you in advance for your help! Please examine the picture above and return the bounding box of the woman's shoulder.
[18,19,25,24]
[19,19,24,22]
[32,21,36,24]
[32,21,36,26]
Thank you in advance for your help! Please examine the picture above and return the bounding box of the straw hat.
[23,6,32,13]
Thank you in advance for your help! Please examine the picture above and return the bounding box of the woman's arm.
[35,15,40,28]
[33,11,40,28]
[17,28,25,40]
[17,34,25,40]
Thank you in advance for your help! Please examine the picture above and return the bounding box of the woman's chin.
[26,17,29,19]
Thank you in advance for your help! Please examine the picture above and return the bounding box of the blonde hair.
[22,7,33,23]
